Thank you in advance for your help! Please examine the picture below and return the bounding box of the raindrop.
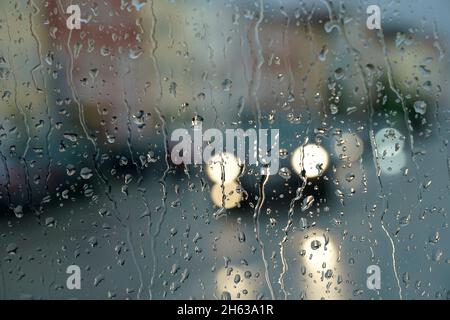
[311,239,322,250]
[6,243,18,255]
[13,205,23,218]
[278,167,291,180]
[222,79,232,91]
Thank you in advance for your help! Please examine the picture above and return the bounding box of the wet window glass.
[0,0,449,300]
